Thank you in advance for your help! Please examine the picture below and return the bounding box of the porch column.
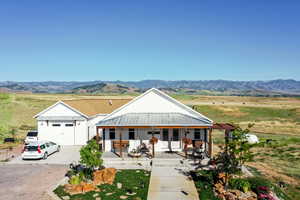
[208,128,213,157]
[96,126,101,151]
[119,128,123,158]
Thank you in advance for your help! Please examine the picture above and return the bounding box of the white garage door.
[51,121,75,145]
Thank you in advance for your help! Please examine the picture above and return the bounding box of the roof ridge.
[62,98,132,101]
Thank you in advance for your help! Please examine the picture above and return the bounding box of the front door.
[161,129,169,149]
[171,129,180,150]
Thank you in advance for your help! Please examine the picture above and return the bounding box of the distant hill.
[0,79,300,96]
[71,83,140,94]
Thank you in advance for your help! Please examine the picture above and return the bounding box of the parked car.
[24,130,38,144]
[22,141,60,160]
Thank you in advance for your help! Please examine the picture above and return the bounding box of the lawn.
[54,169,150,200]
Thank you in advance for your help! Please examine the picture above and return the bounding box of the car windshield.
[27,132,37,137]
[25,146,38,151]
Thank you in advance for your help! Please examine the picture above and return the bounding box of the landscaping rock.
[117,182,122,189]
[106,192,114,196]
[136,170,140,173]
[93,193,99,197]
[81,182,97,193]
[126,192,137,196]
[62,196,70,200]
[120,195,128,199]
[64,182,98,195]
[95,197,101,200]
[229,189,242,197]
[214,183,225,194]
[224,192,235,200]
[93,168,117,185]
[133,197,142,200]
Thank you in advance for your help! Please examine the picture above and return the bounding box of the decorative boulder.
[81,182,97,193]
[93,168,117,185]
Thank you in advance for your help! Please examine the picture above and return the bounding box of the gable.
[37,102,85,118]
[103,88,212,123]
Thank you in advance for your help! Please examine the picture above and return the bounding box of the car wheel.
[57,146,60,152]
[43,152,48,160]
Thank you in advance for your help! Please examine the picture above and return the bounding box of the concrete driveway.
[0,164,67,200]
[8,146,81,165]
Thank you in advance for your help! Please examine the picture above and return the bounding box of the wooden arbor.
[211,123,236,156]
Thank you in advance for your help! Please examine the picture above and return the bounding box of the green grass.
[194,105,300,123]
[54,169,150,200]
[0,94,54,144]
[191,170,220,200]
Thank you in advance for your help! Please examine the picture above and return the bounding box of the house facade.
[96,88,213,154]
[34,88,213,154]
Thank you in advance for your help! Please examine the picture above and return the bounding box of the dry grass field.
[1,92,300,198]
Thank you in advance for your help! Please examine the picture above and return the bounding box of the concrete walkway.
[147,166,199,200]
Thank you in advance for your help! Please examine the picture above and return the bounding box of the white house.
[34,99,130,145]
[34,88,214,156]
[96,88,214,155]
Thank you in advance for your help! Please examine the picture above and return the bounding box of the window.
[52,124,61,127]
[194,129,201,140]
[128,128,135,140]
[65,124,74,127]
[27,131,38,137]
[40,144,46,149]
[204,129,208,142]
[109,128,115,139]
[25,146,38,151]
[173,129,179,141]
[162,129,169,141]
[45,143,50,147]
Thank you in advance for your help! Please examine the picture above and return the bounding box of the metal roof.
[96,112,212,127]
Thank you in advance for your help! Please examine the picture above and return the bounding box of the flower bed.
[191,170,291,200]
[54,169,151,200]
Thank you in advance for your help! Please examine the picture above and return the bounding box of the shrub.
[247,177,272,193]
[229,178,251,192]
[79,139,103,170]
[69,175,81,185]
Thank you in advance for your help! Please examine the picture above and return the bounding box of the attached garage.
[34,99,130,146]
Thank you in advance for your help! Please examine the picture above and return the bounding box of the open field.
[1,92,300,198]
[1,92,299,142]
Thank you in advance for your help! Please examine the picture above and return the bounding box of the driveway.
[8,145,81,165]
[0,164,67,200]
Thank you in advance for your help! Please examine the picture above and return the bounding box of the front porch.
[97,127,213,158]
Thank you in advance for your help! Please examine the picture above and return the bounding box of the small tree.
[80,139,103,169]
[10,128,17,140]
[215,124,256,186]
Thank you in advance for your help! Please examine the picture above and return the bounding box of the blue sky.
[0,1,299,81]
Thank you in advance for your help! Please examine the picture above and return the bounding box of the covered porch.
[96,113,213,158]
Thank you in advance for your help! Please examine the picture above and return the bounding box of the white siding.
[40,103,82,117]
[105,90,199,120]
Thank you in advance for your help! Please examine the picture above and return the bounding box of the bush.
[247,177,291,200]
[229,178,251,192]
[247,177,272,193]
[69,175,82,185]
[79,139,103,170]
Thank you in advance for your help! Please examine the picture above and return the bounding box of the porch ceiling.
[96,112,212,128]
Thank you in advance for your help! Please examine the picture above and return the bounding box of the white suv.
[22,141,60,160]
[25,131,38,144]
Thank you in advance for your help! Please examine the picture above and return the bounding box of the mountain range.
[0,79,300,96]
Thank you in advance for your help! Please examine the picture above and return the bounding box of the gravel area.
[0,164,67,200]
